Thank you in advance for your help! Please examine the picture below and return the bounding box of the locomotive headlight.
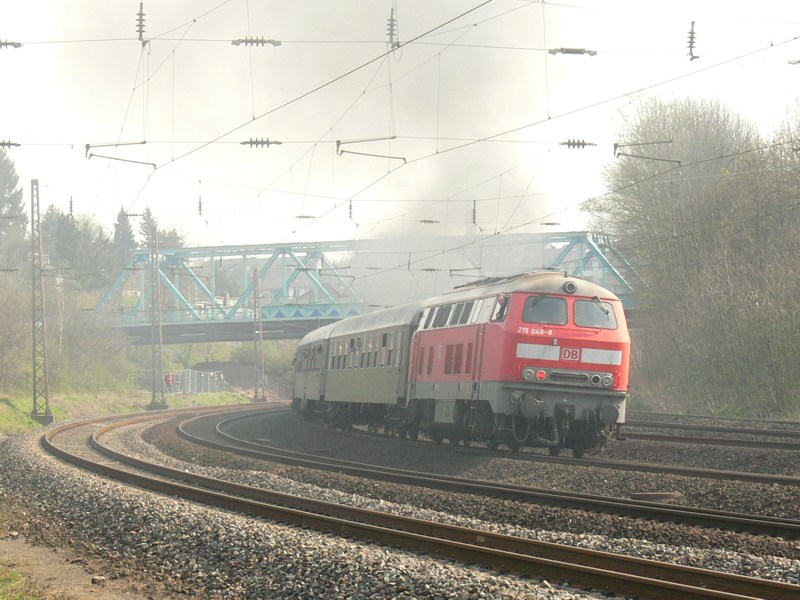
[521,367,536,382]
[602,374,614,387]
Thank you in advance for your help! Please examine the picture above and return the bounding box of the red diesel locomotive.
[292,271,630,457]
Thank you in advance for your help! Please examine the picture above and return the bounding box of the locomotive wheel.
[383,423,391,436]
[487,436,500,451]
[431,432,444,445]
[448,435,460,446]
[508,442,521,453]
[410,423,420,442]
[548,446,561,457]
[572,447,586,459]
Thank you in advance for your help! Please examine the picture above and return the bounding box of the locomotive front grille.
[549,371,590,384]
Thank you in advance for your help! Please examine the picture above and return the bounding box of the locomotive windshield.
[574,298,618,329]
[521,295,567,325]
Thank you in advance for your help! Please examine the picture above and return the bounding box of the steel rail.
[622,431,800,450]
[628,410,800,427]
[625,420,800,439]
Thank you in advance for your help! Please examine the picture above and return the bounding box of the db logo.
[561,348,581,361]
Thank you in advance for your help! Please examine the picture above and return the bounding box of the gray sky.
[2,0,800,246]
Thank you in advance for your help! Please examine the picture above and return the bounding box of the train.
[292,271,630,457]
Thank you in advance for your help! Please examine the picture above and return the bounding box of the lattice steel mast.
[30,179,53,424]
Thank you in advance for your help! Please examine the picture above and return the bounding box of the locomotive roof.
[298,272,619,346]
[429,271,621,304]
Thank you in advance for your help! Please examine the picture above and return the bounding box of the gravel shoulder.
[0,535,164,599]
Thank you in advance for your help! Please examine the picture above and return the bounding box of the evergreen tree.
[136,207,184,249]
[112,207,136,270]
[0,149,27,244]
[0,149,28,255]
[138,207,158,250]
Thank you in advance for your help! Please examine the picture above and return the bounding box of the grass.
[0,568,56,600]
[0,389,251,435]
[0,387,251,598]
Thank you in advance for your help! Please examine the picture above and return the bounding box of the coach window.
[575,298,618,329]
[522,295,567,326]
[398,331,405,366]
[385,332,394,367]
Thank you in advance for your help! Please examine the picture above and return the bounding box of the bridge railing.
[110,302,368,327]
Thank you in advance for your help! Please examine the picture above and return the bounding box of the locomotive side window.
[422,308,435,330]
[575,298,618,329]
[432,304,452,328]
[522,295,567,325]
[471,299,486,323]
[458,300,475,325]
[449,302,465,326]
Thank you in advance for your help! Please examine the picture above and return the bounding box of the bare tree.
[590,97,800,417]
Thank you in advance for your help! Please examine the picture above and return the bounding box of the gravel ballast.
[2,408,800,599]
[0,430,604,599]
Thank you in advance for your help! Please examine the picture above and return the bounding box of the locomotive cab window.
[574,298,618,329]
[522,295,567,325]
[491,295,508,322]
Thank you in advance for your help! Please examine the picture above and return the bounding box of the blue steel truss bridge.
[96,233,640,345]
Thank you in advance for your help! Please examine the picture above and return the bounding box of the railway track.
[629,410,800,428]
[259,409,800,488]
[624,413,800,449]
[40,405,800,600]
[183,409,800,538]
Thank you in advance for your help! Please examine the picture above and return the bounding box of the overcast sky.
[2,0,800,247]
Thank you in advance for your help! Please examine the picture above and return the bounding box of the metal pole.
[30,179,53,424]
[253,268,267,402]
[148,232,167,409]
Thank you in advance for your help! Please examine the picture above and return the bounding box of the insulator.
[136,2,146,41]
[241,138,282,147]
